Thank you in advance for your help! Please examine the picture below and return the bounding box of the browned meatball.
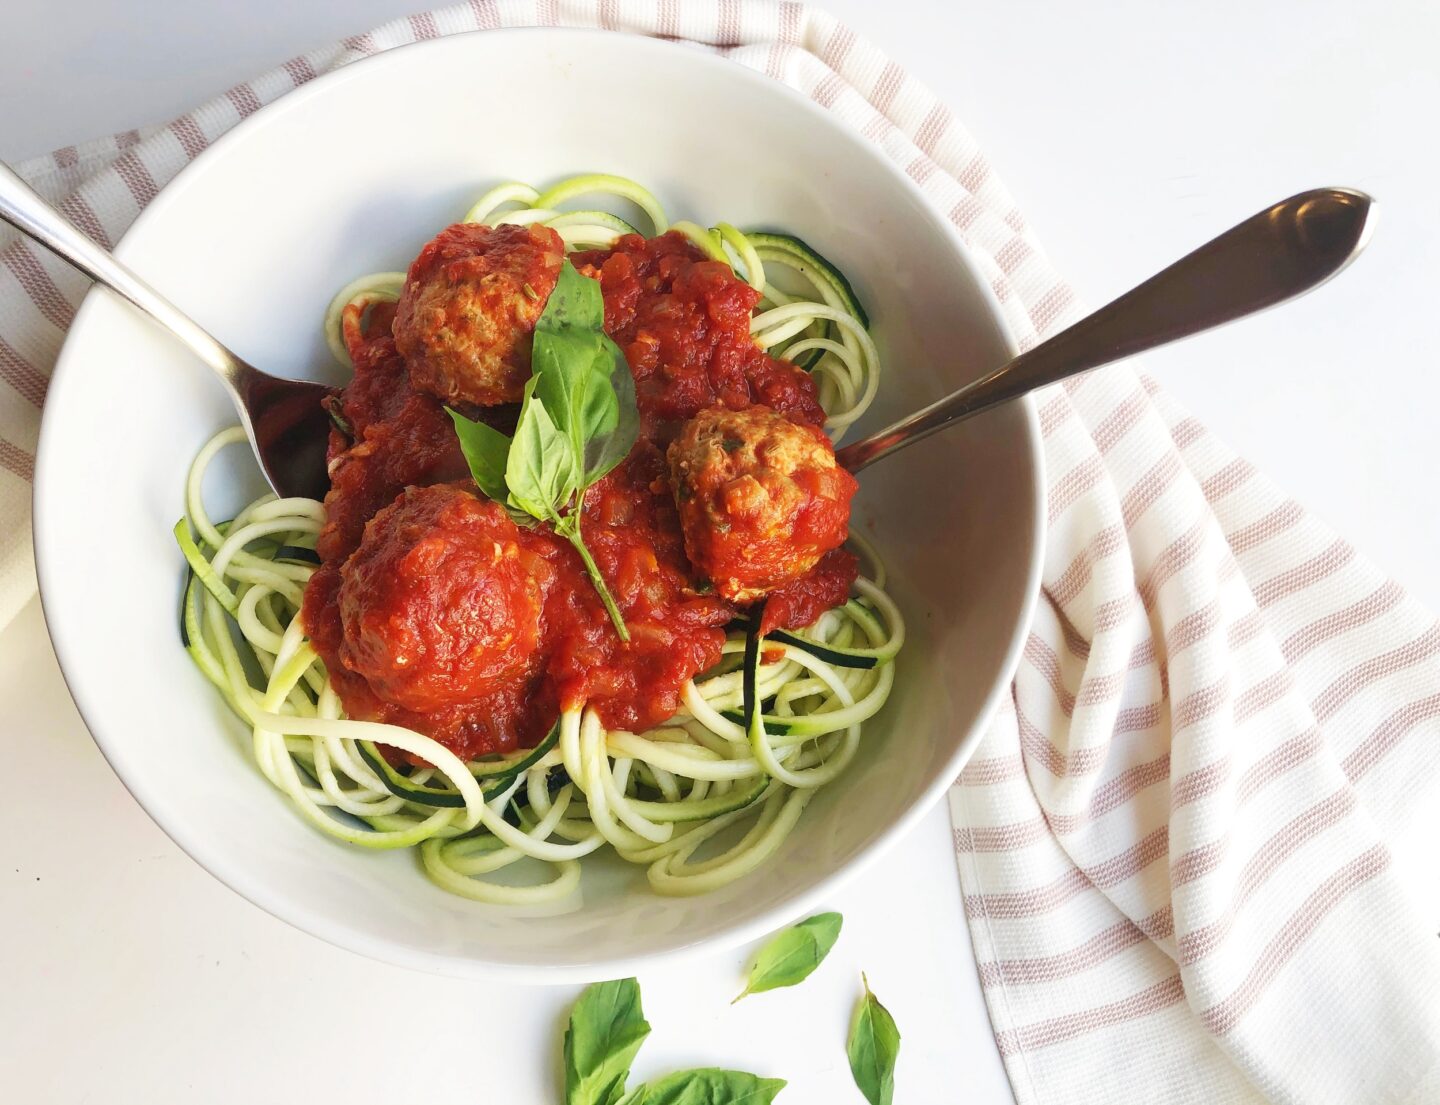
[667,405,858,603]
[393,222,565,406]
[338,484,543,714]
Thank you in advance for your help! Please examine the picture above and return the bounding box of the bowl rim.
[32,26,1046,982]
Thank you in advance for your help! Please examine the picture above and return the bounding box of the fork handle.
[835,188,1376,472]
[0,160,254,390]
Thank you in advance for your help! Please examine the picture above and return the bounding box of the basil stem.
[557,511,630,642]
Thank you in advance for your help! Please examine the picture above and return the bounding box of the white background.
[3,1,1438,1101]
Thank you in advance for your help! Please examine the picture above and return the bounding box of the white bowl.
[34,29,1043,981]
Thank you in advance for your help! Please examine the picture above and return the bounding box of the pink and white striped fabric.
[2,3,1438,1101]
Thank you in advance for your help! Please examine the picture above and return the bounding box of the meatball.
[338,484,543,714]
[393,222,565,406]
[667,405,858,603]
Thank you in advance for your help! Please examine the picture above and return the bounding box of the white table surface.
[3,1,1437,1101]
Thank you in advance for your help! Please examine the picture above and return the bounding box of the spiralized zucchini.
[179,175,901,905]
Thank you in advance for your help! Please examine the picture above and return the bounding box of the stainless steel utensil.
[1,163,1373,493]
[0,161,333,499]
[835,187,1375,471]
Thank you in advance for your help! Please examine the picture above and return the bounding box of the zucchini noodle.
[179,174,902,905]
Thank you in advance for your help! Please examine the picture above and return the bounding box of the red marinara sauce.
[307,455,733,757]
[571,232,827,435]
[302,231,858,760]
[761,548,858,637]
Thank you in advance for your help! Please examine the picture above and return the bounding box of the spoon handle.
[0,160,254,390]
[835,187,1376,472]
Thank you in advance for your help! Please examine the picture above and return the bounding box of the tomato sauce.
[572,233,827,435]
[316,303,472,561]
[760,548,859,637]
[307,458,732,758]
[303,233,858,759]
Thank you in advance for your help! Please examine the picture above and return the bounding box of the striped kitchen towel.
[1,3,1437,1101]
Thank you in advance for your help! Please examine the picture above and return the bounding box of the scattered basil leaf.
[846,974,899,1105]
[733,912,843,1002]
[446,407,512,503]
[564,977,652,1105]
[615,1069,787,1105]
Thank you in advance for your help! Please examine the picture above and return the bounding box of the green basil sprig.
[846,974,900,1105]
[563,979,785,1105]
[564,977,652,1105]
[733,912,843,1002]
[448,260,639,640]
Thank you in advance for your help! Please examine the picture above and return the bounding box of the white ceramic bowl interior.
[35,29,1043,981]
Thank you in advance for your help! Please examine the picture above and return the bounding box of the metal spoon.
[0,161,333,499]
[836,187,1375,471]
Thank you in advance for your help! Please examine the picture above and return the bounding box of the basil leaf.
[506,377,576,520]
[538,258,606,334]
[564,977,652,1105]
[533,327,620,481]
[846,975,899,1105]
[733,912,842,1002]
[446,407,512,503]
[531,270,636,488]
[615,1069,787,1105]
[583,335,640,485]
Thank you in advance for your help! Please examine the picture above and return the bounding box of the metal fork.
[0,161,334,499]
[1,162,1373,493]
